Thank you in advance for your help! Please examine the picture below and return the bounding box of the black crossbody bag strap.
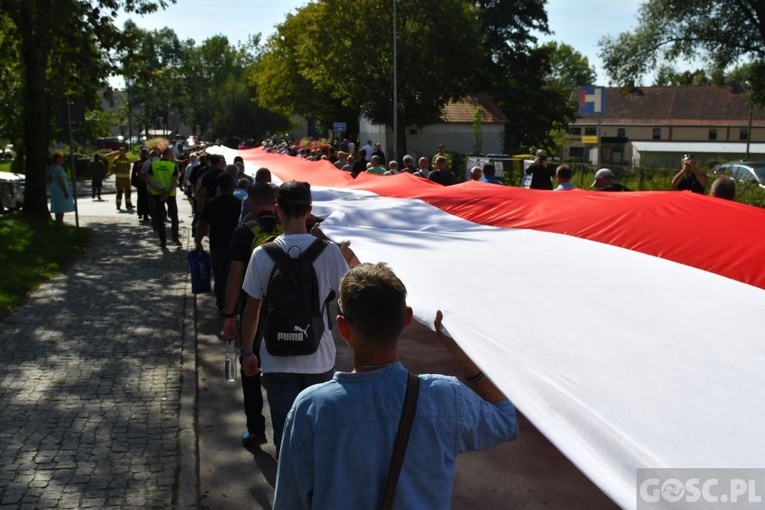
[381,372,420,510]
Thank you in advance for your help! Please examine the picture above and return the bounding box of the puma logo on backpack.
[261,239,335,356]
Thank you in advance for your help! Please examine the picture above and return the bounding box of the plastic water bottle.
[224,339,237,382]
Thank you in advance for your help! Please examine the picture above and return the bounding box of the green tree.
[255,0,483,156]
[653,66,716,86]
[0,0,173,218]
[119,27,289,143]
[543,41,597,93]
[492,41,595,153]
[535,41,597,156]
[472,107,483,155]
[214,73,291,141]
[599,0,765,88]
[0,14,23,149]
[475,0,549,68]
[180,34,255,138]
[121,23,185,138]
[472,0,587,153]
[252,5,360,140]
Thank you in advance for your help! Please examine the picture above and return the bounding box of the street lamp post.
[745,79,753,160]
[746,102,753,160]
[392,0,398,162]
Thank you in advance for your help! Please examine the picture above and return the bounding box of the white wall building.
[360,93,508,161]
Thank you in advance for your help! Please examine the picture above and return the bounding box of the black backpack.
[260,239,335,356]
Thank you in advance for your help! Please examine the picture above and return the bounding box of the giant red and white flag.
[213,146,765,509]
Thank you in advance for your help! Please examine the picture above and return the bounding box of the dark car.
[712,161,765,189]
[94,137,125,150]
[0,172,25,211]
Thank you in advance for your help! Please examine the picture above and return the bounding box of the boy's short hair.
[217,171,235,190]
[255,167,272,183]
[556,164,572,180]
[276,181,312,218]
[248,182,276,205]
[710,176,735,200]
[339,262,407,346]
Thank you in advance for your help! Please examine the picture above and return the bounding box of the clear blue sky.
[116,0,646,85]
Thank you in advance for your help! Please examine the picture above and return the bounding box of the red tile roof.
[574,86,765,126]
[441,92,509,124]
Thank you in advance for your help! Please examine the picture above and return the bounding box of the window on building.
[709,129,717,141]
[652,128,661,140]
[569,147,584,159]
[584,127,597,136]
[617,128,626,138]
[569,127,582,135]
[740,128,749,141]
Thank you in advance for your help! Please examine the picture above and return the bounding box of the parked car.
[94,137,125,150]
[712,161,765,189]
[1,144,16,161]
[0,172,25,211]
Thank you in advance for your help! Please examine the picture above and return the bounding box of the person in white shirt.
[240,181,350,454]
[554,164,576,191]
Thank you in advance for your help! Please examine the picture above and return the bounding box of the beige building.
[360,92,509,161]
[564,86,765,168]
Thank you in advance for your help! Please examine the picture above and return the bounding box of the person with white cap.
[591,168,631,192]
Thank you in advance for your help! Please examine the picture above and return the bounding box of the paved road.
[0,181,618,509]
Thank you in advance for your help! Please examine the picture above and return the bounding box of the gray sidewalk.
[0,208,197,509]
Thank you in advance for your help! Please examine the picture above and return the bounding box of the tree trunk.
[19,21,52,218]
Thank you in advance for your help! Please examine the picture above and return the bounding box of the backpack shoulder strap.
[262,241,288,262]
[300,238,330,264]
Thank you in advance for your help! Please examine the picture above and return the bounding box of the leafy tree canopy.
[254,0,484,155]
[599,0,765,88]
[542,41,597,92]
[0,0,175,217]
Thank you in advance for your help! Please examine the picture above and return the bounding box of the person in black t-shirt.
[222,182,284,449]
[197,154,226,212]
[351,149,369,178]
[428,156,456,186]
[526,149,554,190]
[371,142,386,165]
[672,154,707,194]
[195,171,242,312]
[592,168,631,192]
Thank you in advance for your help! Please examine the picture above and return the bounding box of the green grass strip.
[0,212,92,319]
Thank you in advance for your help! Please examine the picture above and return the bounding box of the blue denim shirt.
[274,362,518,509]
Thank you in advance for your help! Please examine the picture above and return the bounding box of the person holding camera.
[526,149,554,190]
[672,154,707,194]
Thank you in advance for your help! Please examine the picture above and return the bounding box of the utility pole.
[66,99,80,228]
[746,103,753,160]
[392,0,398,162]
